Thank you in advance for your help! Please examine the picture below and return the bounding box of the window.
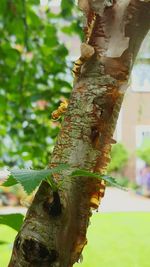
[136,125,150,148]
[131,63,150,92]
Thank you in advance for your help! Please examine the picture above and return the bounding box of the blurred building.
[116,35,150,181]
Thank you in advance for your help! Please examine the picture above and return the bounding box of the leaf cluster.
[1,165,126,195]
[0,165,126,231]
[0,0,81,169]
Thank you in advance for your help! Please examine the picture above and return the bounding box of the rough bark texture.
[9,1,150,267]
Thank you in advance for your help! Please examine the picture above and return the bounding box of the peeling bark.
[8,1,150,267]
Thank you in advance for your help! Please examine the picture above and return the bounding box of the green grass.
[75,212,150,267]
[0,212,150,267]
[0,225,17,267]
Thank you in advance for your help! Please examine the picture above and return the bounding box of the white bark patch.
[68,140,90,167]
[105,0,130,57]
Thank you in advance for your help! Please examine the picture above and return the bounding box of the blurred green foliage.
[137,138,150,165]
[0,0,81,168]
[108,143,129,173]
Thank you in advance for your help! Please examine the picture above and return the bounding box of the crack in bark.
[43,192,62,217]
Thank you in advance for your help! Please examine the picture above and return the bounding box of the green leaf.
[101,175,127,191]
[7,164,69,194]
[27,9,41,28]
[0,214,24,231]
[71,169,127,191]
[2,175,18,187]
[61,0,74,18]
[10,169,50,194]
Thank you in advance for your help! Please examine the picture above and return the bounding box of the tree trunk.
[8,1,150,266]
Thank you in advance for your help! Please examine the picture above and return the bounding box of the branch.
[8,1,150,266]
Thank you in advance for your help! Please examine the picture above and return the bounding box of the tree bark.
[8,1,150,266]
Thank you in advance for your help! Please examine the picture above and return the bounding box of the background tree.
[1,0,150,266]
[0,0,79,168]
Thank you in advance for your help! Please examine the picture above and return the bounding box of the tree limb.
[8,1,150,266]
